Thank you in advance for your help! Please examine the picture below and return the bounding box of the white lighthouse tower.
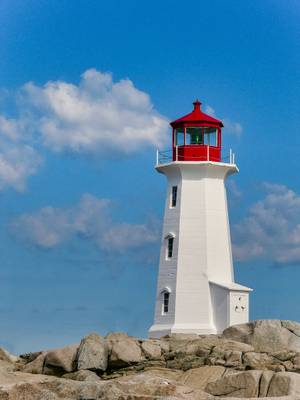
[149,100,252,338]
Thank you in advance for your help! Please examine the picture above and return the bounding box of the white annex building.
[149,100,252,338]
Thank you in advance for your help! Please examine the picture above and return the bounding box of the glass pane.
[186,127,203,145]
[163,292,169,313]
[176,128,184,146]
[171,186,177,207]
[168,237,174,258]
[203,128,217,146]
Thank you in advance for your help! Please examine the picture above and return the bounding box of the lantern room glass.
[175,128,184,146]
[204,128,218,146]
[186,127,203,145]
[175,127,218,147]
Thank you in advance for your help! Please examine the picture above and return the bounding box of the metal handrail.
[156,147,236,166]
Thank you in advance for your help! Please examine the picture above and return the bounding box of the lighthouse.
[149,100,252,338]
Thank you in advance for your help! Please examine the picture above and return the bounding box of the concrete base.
[148,323,217,338]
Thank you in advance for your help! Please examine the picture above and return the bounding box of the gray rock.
[268,371,300,397]
[159,339,170,354]
[205,370,262,397]
[0,368,212,400]
[62,369,101,381]
[283,359,295,371]
[242,351,279,370]
[44,344,78,375]
[181,356,206,370]
[179,366,226,390]
[272,350,297,361]
[224,350,242,367]
[292,352,300,370]
[259,370,274,397]
[141,339,162,360]
[106,332,143,368]
[169,339,204,358]
[282,320,300,337]
[170,333,200,340]
[223,322,254,345]
[223,319,300,353]
[102,370,211,399]
[0,348,19,364]
[19,351,42,364]
[166,352,205,370]
[169,336,252,360]
[22,352,47,374]
[77,332,108,372]
[206,357,226,367]
[0,359,17,375]
[212,340,254,353]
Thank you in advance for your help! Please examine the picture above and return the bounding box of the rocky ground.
[2,320,300,399]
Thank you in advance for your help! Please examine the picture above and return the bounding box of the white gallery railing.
[156,147,236,166]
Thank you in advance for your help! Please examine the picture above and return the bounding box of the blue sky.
[0,0,300,354]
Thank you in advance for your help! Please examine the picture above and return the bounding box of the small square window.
[171,186,177,208]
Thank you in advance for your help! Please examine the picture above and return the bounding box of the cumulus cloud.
[226,180,242,200]
[10,194,159,252]
[21,69,169,154]
[0,69,168,191]
[0,116,42,191]
[204,105,243,136]
[232,183,300,264]
[222,118,243,136]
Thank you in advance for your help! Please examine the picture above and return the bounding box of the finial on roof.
[193,99,202,111]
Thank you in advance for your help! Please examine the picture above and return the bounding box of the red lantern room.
[170,100,223,162]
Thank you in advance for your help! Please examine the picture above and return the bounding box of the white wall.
[149,161,250,338]
[229,292,249,326]
[210,283,228,333]
[149,166,181,337]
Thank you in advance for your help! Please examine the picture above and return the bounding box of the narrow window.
[167,237,174,259]
[171,186,177,207]
[163,292,170,314]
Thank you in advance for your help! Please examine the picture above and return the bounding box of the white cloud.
[0,116,21,141]
[204,104,243,136]
[100,223,159,251]
[0,116,42,191]
[0,69,168,191]
[0,144,41,192]
[22,69,169,155]
[232,183,300,264]
[11,194,159,252]
[203,105,216,117]
[222,118,243,136]
[226,180,242,199]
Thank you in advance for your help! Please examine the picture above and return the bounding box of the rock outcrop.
[206,370,263,397]
[77,332,108,372]
[106,332,143,368]
[3,320,300,399]
[43,343,78,375]
[223,320,300,353]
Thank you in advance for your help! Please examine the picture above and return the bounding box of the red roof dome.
[170,100,223,128]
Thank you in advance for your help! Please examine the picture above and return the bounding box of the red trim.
[170,101,223,162]
[172,145,221,162]
[170,100,223,129]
